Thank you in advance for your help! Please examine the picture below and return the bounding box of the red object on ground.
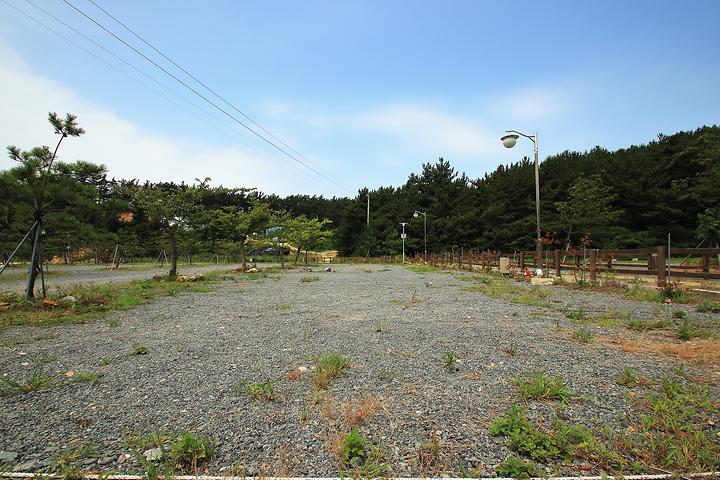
[523,268,531,277]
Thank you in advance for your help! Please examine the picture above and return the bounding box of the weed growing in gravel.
[611,378,719,473]
[590,310,631,326]
[697,301,720,313]
[413,431,444,475]
[335,428,388,478]
[675,318,708,341]
[515,373,571,402]
[441,351,461,371]
[501,341,518,356]
[170,432,215,473]
[301,276,320,282]
[0,364,55,395]
[276,303,291,310]
[462,277,550,307]
[566,307,587,324]
[55,445,96,479]
[99,356,110,366]
[378,370,399,380]
[130,344,149,355]
[626,318,671,332]
[495,456,538,479]
[236,379,276,402]
[572,328,594,343]
[125,430,215,475]
[616,366,640,386]
[339,427,365,465]
[108,318,121,328]
[490,405,619,470]
[390,289,419,309]
[673,309,688,319]
[313,353,350,390]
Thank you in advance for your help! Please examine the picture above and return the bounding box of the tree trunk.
[240,236,247,271]
[304,250,308,265]
[294,246,301,265]
[169,232,178,277]
[25,221,43,302]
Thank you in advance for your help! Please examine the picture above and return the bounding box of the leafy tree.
[554,173,622,249]
[5,113,85,300]
[129,180,206,276]
[283,215,333,264]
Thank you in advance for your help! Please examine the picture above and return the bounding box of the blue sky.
[1,0,719,196]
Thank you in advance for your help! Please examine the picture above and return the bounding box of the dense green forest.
[1,123,719,263]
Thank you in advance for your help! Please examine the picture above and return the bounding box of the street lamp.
[413,210,427,262]
[501,130,542,267]
[400,222,407,264]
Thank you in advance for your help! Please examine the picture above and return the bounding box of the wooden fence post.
[554,249,561,277]
[589,249,597,282]
[656,245,667,287]
[702,254,710,273]
[519,252,525,270]
[647,253,654,271]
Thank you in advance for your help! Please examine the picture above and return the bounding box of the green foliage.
[0,364,55,395]
[697,301,720,313]
[462,277,550,307]
[71,372,103,384]
[675,318,708,341]
[313,353,350,390]
[572,328,594,343]
[566,307,587,323]
[169,432,215,470]
[235,379,276,402]
[340,427,366,464]
[130,344,149,356]
[496,456,538,479]
[516,373,571,402]
[441,351,460,371]
[617,366,640,386]
[301,276,320,282]
[626,318,672,332]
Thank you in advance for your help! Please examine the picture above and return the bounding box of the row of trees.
[2,113,719,283]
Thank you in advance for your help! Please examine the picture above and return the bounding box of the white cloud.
[0,42,321,196]
[491,85,578,121]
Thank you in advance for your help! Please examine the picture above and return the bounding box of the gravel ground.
[0,263,257,293]
[0,264,717,476]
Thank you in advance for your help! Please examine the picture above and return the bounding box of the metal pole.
[366,193,370,227]
[400,223,407,264]
[0,220,39,276]
[423,213,427,262]
[533,133,542,268]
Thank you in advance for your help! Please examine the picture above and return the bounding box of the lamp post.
[501,130,542,268]
[400,222,407,264]
[413,210,427,262]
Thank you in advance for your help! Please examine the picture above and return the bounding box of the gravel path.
[0,265,717,477]
[0,263,258,293]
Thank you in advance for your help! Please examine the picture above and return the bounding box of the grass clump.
[616,366,640,386]
[125,429,215,475]
[462,277,550,307]
[566,307,587,324]
[441,351,460,371]
[572,328,594,343]
[235,379,276,402]
[337,427,388,478]
[626,318,672,332]
[130,344,149,356]
[313,353,350,390]
[675,318,709,341]
[516,373,571,402]
[697,301,720,313]
[71,372,103,384]
[301,276,320,282]
[0,364,55,395]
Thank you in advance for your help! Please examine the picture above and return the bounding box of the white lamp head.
[413,212,419,218]
[501,133,519,148]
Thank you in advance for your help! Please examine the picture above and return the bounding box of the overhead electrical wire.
[84,0,352,193]
[3,0,308,178]
[62,0,353,194]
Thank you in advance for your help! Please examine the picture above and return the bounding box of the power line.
[4,0,305,176]
[62,0,353,194]
[85,0,352,192]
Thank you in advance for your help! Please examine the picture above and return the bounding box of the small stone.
[298,366,308,374]
[324,267,332,272]
[143,447,163,461]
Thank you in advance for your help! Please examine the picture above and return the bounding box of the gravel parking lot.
[0,264,717,477]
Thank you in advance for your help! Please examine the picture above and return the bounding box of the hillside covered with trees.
[1,120,718,263]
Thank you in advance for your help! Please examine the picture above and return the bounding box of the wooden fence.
[428,247,720,286]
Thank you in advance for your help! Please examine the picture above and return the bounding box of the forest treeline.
[1,122,719,262]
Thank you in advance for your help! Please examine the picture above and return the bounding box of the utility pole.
[400,222,407,264]
[366,193,370,226]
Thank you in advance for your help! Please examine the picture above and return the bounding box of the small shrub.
[617,366,639,386]
[496,456,538,479]
[572,328,594,343]
[675,318,706,341]
[235,379,276,401]
[414,431,444,474]
[516,373,571,402]
[658,281,687,303]
[673,309,688,320]
[130,344,149,355]
[339,427,366,465]
[169,432,215,472]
